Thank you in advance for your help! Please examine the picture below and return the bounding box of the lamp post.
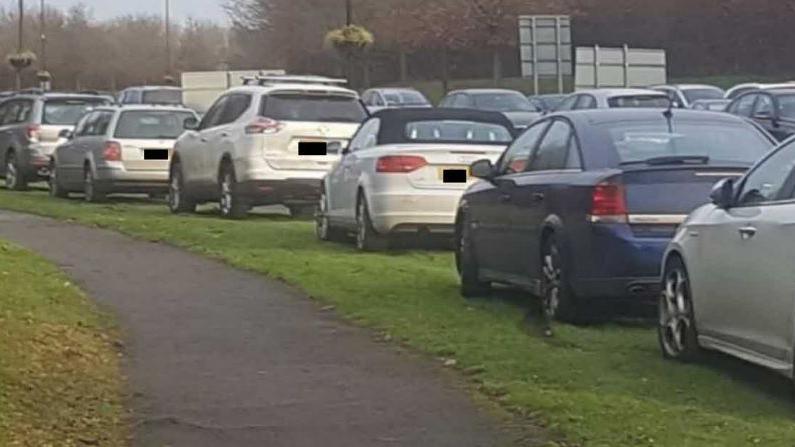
[165,0,172,78]
[345,0,351,26]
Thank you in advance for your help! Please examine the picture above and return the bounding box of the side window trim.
[495,120,551,176]
[527,118,575,173]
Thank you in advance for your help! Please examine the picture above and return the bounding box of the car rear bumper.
[368,189,463,234]
[237,178,323,206]
[94,166,169,193]
[19,144,57,180]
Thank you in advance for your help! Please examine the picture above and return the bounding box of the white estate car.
[315,108,515,251]
[168,76,368,218]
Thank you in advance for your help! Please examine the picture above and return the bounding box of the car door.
[749,93,785,140]
[470,120,550,276]
[693,140,795,362]
[58,112,97,185]
[329,117,380,225]
[188,95,230,187]
[83,111,115,168]
[202,93,252,182]
[506,119,581,281]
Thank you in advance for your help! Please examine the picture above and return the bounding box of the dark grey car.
[439,89,542,130]
[0,92,112,190]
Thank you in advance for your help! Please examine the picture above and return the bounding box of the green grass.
[0,237,126,446]
[2,189,795,446]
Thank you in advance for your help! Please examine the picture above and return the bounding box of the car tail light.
[245,117,284,135]
[588,182,628,223]
[376,155,428,173]
[26,124,41,142]
[103,141,122,161]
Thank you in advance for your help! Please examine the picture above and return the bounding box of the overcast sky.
[20,0,227,23]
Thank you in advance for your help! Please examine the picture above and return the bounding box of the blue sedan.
[455,109,776,322]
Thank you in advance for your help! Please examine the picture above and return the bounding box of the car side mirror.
[58,129,73,140]
[710,178,735,209]
[328,141,343,154]
[183,116,200,130]
[471,159,495,180]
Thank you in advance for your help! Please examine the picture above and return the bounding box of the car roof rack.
[242,74,348,87]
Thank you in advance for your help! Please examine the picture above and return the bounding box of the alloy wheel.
[169,170,182,211]
[659,267,694,357]
[541,249,562,319]
[5,156,17,189]
[220,172,233,216]
[316,191,330,240]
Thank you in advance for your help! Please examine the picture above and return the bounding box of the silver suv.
[168,76,367,218]
[0,92,112,190]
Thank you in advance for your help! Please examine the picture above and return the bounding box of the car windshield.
[608,95,671,108]
[261,94,367,123]
[472,93,535,112]
[404,120,513,144]
[683,88,725,103]
[538,95,565,110]
[114,110,195,139]
[384,91,429,106]
[777,94,795,118]
[606,120,773,165]
[142,89,183,105]
[42,98,110,125]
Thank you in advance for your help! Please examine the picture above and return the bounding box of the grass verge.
[1,190,795,446]
[0,236,126,446]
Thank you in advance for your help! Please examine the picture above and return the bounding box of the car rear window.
[608,95,671,108]
[405,120,513,144]
[114,110,195,139]
[260,94,367,123]
[777,94,795,119]
[142,89,183,105]
[385,91,429,106]
[683,88,725,103]
[43,98,110,125]
[604,120,773,165]
[472,93,535,112]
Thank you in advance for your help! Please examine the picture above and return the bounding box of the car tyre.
[4,151,28,191]
[355,193,388,251]
[315,189,346,242]
[48,160,68,199]
[658,256,701,362]
[168,163,197,214]
[456,213,491,298]
[83,165,106,203]
[218,162,247,219]
[541,234,585,324]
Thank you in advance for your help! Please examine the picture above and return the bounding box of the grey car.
[49,105,198,202]
[0,92,112,190]
[438,88,542,130]
[659,136,795,379]
[361,88,431,114]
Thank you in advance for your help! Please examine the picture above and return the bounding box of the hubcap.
[356,201,366,248]
[6,158,16,188]
[316,193,329,238]
[169,172,181,210]
[542,251,561,318]
[84,171,93,199]
[660,268,692,356]
[220,173,232,215]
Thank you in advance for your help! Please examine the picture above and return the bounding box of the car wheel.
[456,213,491,297]
[658,256,700,361]
[218,162,247,219]
[83,166,106,203]
[168,163,196,214]
[315,189,346,242]
[541,234,584,324]
[4,151,27,191]
[48,160,68,199]
[355,193,388,251]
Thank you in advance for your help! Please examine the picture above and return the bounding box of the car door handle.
[739,226,757,239]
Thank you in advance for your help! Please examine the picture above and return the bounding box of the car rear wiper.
[620,155,710,166]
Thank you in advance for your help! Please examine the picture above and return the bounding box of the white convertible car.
[316,108,515,251]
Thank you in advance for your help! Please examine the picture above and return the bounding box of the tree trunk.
[492,49,502,86]
[399,51,408,82]
[15,71,22,90]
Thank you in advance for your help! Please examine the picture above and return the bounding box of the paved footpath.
[0,210,525,447]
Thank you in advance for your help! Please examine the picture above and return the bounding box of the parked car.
[724,82,795,100]
[0,92,113,190]
[650,84,725,108]
[455,109,776,322]
[439,89,541,130]
[48,105,199,201]
[316,108,514,250]
[118,86,183,106]
[528,94,566,114]
[659,136,795,380]
[554,88,670,111]
[361,88,431,114]
[690,99,730,112]
[168,76,367,219]
[725,88,795,141]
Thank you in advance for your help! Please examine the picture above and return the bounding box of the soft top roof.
[371,107,515,145]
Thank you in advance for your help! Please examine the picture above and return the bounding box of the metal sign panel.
[575,45,667,90]
[518,15,572,94]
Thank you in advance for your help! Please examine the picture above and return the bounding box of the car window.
[731,93,757,117]
[349,118,381,151]
[682,88,725,103]
[737,140,795,206]
[75,112,99,137]
[607,95,670,108]
[199,96,228,130]
[142,89,182,105]
[439,95,453,107]
[754,95,773,117]
[404,120,512,144]
[218,94,251,125]
[80,111,113,136]
[261,93,367,123]
[114,110,196,139]
[528,120,572,171]
[455,94,474,108]
[43,97,110,125]
[497,121,549,175]
[575,95,596,110]
[471,92,535,112]
[566,135,583,169]
[777,94,795,119]
[0,101,30,125]
[555,95,579,111]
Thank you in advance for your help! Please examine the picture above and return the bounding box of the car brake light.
[103,141,122,161]
[26,124,40,142]
[376,155,428,173]
[246,117,284,135]
[589,182,628,223]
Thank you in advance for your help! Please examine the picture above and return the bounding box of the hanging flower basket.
[325,25,374,58]
[7,51,37,71]
[36,70,52,82]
